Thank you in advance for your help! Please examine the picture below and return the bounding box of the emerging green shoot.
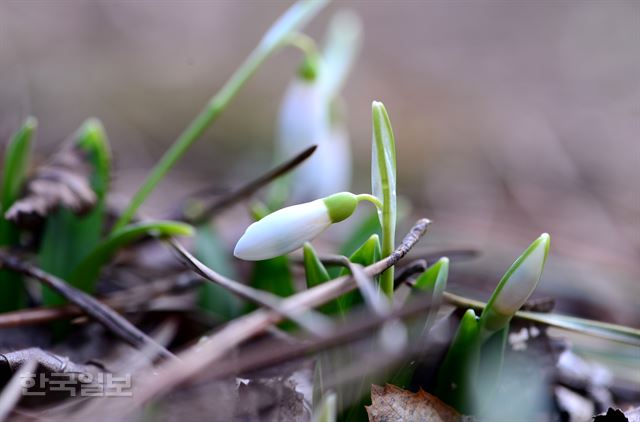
[40,119,111,306]
[337,234,381,314]
[371,101,397,298]
[436,309,481,413]
[414,257,449,334]
[303,242,331,289]
[479,233,550,339]
[0,117,37,311]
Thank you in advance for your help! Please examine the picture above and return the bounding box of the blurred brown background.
[1,1,638,324]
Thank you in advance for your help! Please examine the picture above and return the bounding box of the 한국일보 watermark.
[20,372,133,397]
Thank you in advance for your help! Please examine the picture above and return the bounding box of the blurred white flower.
[275,11,361,202]
[234,192,358,260]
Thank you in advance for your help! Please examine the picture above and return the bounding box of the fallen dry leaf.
[5,143,96,227]
[366,384,470,422]
[594,407,640,422]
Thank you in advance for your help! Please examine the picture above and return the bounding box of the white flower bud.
[481,233,550,333]
[234,192,358,261]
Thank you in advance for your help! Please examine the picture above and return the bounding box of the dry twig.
[169,239,334,337]
[0,252,176,361]
[131,218,431,405]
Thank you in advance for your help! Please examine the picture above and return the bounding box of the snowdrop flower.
[234,192,359,261]
[481,233,551,334]
[276,75,353,201]
[274,11,361,202]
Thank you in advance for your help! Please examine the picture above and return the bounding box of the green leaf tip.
[481,233,551,335]
[303,242,330,289]
[414,257,449,292]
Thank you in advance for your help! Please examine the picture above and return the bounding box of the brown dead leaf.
[594,407,640,422]
[5,143,96,226]
[366,384,470,422]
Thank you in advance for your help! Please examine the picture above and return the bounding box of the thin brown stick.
[0,252,176,361]
[0,276,201,329]
[394,259,427,287]
[132,218,431,405]
[203,294,436,382]
[176,145,317,223]
[292,248,478,268]
[168,239,333,337]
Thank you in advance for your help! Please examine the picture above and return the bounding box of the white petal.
[234,200,331,260]
[276,77,352,202]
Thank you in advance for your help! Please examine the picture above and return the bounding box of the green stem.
[355,193,383,209]
[285,32,319,59]
[112,0,328,232]
[380,213,394,297]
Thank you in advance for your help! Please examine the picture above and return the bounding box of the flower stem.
[112,0,328,232]
[355,193,383,210]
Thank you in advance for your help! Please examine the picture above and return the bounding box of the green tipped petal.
[323,192,358,223]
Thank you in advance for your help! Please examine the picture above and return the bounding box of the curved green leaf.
[436,309,481,413]
[303,242,331,289]
[337,234,381,314]
[68,220,194,293]
[414,257,449,334]
[0,117,37,311]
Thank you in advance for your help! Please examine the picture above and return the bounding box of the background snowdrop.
[274,11,361,202]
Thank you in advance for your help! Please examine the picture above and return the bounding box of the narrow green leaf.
[414,257,449,295]
[0,117,37,220]
[250,256,295,298]
[312,391,337,422]
[516,310,640,347]
[303,242,340,314]
[371,101,397,297]
[303,242,331,289]
[476,326,509,408]
[414,257,449,333]
[338,212,381,257]
[444,291,640,347]
[40,120,112,306]
[390,258,450,389]
[436,309,481,413]
[0,117,37,311]
[479,233,550,338]
[68,221,194,293]
[337,234,381,314]
[195,223,243,321]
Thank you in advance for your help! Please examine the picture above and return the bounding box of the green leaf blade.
[337,234,381,314]
[68,220,194,293]
[371,101,397,298]
[0,117,37,311]
[303,242,331,289]
[195,224,243,321]
[40,120,112,306]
